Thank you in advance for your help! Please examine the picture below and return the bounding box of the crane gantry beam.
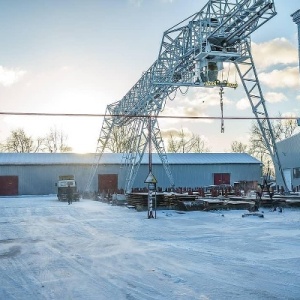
[86,0,288,193]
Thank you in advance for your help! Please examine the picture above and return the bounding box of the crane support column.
[234,40,289,192]
[292,10,300,73]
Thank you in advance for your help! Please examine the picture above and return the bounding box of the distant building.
[0,152,261,196]
[276,133,300,192]
[291,9,300,72]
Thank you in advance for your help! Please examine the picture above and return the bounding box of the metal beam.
[86,0,279,193]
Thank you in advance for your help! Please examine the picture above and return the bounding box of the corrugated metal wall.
[0,164,123,195]
[276,133,300,191]
[0,162,261,195]
[136,163,261,190]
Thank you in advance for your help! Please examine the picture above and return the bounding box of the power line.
[0,111,299,120]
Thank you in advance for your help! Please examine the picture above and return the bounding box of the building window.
[293,167,300,178]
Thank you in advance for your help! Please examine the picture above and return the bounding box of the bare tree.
[0,128,43,153]
[167,129,210,153]
[249,115,299,175]
[105,125,131,153]
[43,127,72,153]
[190,134,210,153]
[168,130,189,153]
[230,141,248,153]
[275,115,298,139]
[167,133,178,153]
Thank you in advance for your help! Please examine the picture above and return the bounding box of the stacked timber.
[164,193,198,209]
[126,193,300,211]
[127,193,166,210]
[177,198,254,211]
[230,195,300,208]
[126,192,198,210]
[126,193,148,210]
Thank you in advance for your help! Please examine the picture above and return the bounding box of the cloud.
[0,66,26,86]
[161,90,216,122]
[236,97,250,110]
[264,92,287,103]
[259,67,300,89]
[161,104,213,124]
[159,87,237,126]
[236,92,288,110]
[252,38,298,70]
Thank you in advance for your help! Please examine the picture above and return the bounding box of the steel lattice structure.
[86,0,289,193]
[291,9,300,73]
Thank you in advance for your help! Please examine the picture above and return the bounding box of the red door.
[214,173,230,185]
[98,174,118,194]
[0,176,18,196]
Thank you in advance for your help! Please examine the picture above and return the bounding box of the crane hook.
[219,86,225,133]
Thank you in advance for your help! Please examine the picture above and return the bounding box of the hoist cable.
[167,89,177,101]
[179,86,189,95]
[219,86,225,133]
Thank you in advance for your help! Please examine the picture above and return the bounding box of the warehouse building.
[276,132,300,192]
[0,152,261,196]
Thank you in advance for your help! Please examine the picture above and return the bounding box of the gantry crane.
[86,0,289,193]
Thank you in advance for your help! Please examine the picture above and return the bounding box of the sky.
[0,0,299,153]
[1,195,300,299]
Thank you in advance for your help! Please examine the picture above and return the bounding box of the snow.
[1,196,300,300]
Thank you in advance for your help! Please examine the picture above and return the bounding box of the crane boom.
[86,1,288,193]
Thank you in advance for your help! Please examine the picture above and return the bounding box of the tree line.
[230,116,299,175]
[1,116,298,175]
[0,127,72,153]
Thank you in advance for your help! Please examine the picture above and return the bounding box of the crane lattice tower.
[292,9,300,73]
[86,0,289,194]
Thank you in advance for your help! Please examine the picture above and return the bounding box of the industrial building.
[0,152,261,196]
[276,133,300,192]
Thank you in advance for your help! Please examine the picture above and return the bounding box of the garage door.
[98,174,118,194]
[214,173,230,185]
[0,176,18,196]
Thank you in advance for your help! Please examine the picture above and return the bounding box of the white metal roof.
[0,152,260,165]
[276,132,300,148]
[160,153,260,164]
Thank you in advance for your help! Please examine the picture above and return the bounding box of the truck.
[56,175,80,202]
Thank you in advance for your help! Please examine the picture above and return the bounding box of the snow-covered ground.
[1,196,300,300]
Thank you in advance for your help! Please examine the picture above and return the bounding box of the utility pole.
[291,9,300,73]
[144,116,157,219]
